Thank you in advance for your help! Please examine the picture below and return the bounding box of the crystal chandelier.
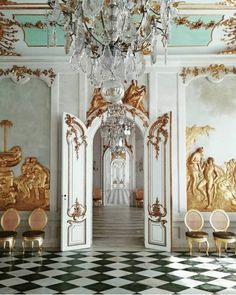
[46,0,178,99]
[100,103,135,153]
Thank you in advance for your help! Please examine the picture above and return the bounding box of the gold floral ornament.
[65,114,87,159]
[0,12,19,56]
[175,17,217,30]
[0,65,56,85]
[147,113,169,159]
[67,199,86,225]
[221,13,236,55]
[149,198,167,224]
[180,64,236,83]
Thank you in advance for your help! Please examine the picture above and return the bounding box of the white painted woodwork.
[144,112,172,251]
[61,113,91,251]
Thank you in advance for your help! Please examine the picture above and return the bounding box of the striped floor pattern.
[93,206,144,243]
[106,188,130,205]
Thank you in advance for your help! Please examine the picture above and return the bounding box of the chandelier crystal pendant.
[100,103,135,153]
[46,0,179,96]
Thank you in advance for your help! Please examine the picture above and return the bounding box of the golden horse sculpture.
[0,120,50,211]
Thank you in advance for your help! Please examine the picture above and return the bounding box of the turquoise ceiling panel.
[14,15,64,47]
[14,14,223,48]
[169,15,223,46]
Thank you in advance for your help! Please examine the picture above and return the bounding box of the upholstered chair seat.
[0,231,17,238]
[184,209,209,256]
[213,231,235,239]
[186,231,208,239]
[22,230,45,238]
[210,209,236,256]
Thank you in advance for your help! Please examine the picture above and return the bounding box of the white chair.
[210,209,236,256]
[184,209,209,256]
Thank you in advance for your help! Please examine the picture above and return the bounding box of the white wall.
[1,55,236,250]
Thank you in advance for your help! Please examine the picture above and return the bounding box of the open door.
[144,112,172,251]
[61,113,91,251]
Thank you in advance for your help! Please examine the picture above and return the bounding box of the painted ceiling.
[0,1,235,57]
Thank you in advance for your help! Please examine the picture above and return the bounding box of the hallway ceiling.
[0,1,235,57]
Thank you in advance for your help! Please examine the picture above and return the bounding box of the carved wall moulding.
[147,113,169,159]
[175,17,217,30]
[0,120,50,211]
[0,65,56,86]
[67,199,86,225]
[65,114,87,159]
[180,64,236,83]
[148,198,167,225]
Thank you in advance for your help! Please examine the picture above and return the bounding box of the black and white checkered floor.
[1,250,236,294]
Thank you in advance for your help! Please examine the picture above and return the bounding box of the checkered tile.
[0,250,236,294]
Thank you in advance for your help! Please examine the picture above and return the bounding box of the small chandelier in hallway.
[46,0,179,96]
[100,103,135,153]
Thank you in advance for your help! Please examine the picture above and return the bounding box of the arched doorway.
[61,110,172,252]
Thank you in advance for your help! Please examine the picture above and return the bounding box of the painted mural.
[186,76,236,212]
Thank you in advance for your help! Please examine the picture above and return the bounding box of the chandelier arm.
[100,10,110,41]
[82,13,105,48]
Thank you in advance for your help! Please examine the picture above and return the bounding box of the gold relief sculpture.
[0,65,56,85]
[111,151,126,161]
[180,64,236,83]
[186,125,214,156]
[67,199,86,225]
[147,113,169,159]
[65,114,87,159]
[175,17,217,30]
[87,88,110,118]
[187,147,236,212]
[0,121,50,211]
[148,198,167,225]
[123,80,148,117]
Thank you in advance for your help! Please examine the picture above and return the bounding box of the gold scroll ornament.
[0,120,50,211]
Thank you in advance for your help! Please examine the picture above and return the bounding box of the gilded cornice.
[0,65,56,86]
[180,64,236,83]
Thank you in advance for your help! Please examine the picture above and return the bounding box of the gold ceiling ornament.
[220,13,236,55]
[224,0,236,6]
[0,1,16,5]
[67,199,86,225]
[123,80,148,117]
[147,113,169,159]
[180,64,236,83]
[0,65,56,85]
[187,147,236,212]
[65,114,87,159]
[175,17,217,30]
[0,12,20,56]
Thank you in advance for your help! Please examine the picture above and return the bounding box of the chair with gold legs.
[210,209,236,257]
[22,208,48,255]
[184,209,209,256]
[0,208,21,255]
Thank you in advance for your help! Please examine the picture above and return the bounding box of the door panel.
[144,112,172,251]
[61,113,91,251]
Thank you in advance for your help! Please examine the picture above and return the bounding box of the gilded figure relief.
[87,88,110,118]
[187,144,236,212]
[0,120,50,211]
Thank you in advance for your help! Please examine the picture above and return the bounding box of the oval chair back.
[29,208,48,231]
[184,209,204,232]
[1,208,20,231]
[210,209,229,232]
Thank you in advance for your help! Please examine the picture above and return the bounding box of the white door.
[61,113,92,251]
[144,112,172,251]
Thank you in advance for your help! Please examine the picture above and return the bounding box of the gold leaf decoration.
[180,64,236,83]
